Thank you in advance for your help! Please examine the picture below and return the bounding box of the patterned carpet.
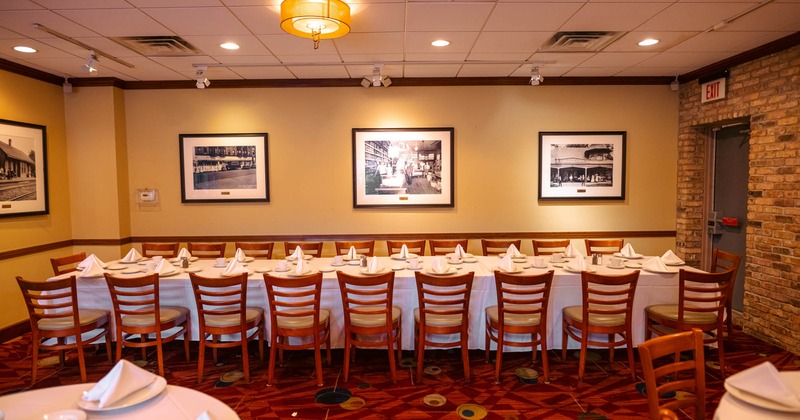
[0,328,797,419]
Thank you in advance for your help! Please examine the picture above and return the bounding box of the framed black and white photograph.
[179,133,269,203]
[538,131,626,200]
[353,127,454,208]
[0,119,48,218]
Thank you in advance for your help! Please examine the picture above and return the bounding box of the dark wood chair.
[104,272,190,376]
[235,242,274,259]
[190,272,265,383]
[710,249,743,344]
[50,252,87,275]
[428,239,469,256]
[414,271,474,382]
[532,240,570,256]
[284,241,324,258]
[16,275,112,384]
[264,272,331,386]
[335,240,375,257]
[485,270,554,383]
[562,270,640,382]
[386,240,426,256]
[481,239,522,256]
[337,271,402,382]
[141,242,180,258]
[187,242,226,259]
[584,239,624,255]
[645,268,734,377]
[639,329,706,420]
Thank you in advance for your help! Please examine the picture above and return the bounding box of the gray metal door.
[712,124,749,312]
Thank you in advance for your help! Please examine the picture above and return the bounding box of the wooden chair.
[645,268,734,377]
[50,252,87,275]
[187,242,226,259]
[485,270,554,383]
[141,242,180,258]
[336,271,402,382]
[584,239,624,255]
[386,240,426,256]
[16,275,112,384]
[104,273,190,376]
[532,240,570,256]
[284,241,324,258]
[639,329,706,420]
[481,239,522,256]
[335,240,376,257]
[428,239,469,256]
[264,272,331,386]
[562,270,640,382]
[414,271,474,382]
[235,242,274,259]
[711,249,743,343]
[190,272,265,383]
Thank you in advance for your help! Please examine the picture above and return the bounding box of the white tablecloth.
[0,382,238,419]
[714,371,800,420]
[51,256,684,350]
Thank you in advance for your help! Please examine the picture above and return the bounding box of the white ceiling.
[0,0,797,83]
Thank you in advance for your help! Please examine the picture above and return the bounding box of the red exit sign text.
[701,77,726,103]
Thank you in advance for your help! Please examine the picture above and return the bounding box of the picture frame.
[353,128,454,208]
[0,118,48,218]
[179,133,269,203]
[538,131,626,200]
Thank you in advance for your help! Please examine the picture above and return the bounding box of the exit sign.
[701,77,726,103]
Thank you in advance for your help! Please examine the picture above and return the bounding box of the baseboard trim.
[0,320,30,343]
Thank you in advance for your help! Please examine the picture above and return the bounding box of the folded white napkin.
[454,244,467,258]
[726,361,800,408]
[79,259,106,278]
[346,246,357,260]
[565,255,588,271]
[82,360,157,408]
[290,246,304,260]
[120,249,142,263]
[155,258,176,275]
[368,256,380,273]
[222,259,248,277]
[235,248,247,262]
[643,257,669,272]
[620,243,637,258]
[400,244,409,259]
[431,256,450,274]
[506,244,522,258]
[660,250,685,265]
[196,411,212,420]
[78,254,108,269]
[177,247,192,259]
[498,255,516,272]
[295,258,306,275]
[564,244,581,258]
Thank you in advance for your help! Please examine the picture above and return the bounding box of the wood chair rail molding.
[0,231,676,261]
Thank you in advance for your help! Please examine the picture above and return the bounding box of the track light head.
[530,66,543,86]
[84,51,98,74]
[194,65,210,89]
[670,76,679,91]
[362,64,391,88]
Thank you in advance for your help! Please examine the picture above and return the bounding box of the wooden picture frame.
[0,119,48,218]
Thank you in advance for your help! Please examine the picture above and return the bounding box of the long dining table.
[51,255,689,351]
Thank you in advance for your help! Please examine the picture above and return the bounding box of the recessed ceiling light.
[220,42,240,50]
[431,40,450,47]
[638,38,659,46]
[14,46,37,53]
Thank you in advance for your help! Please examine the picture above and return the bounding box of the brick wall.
[677,45,799,353]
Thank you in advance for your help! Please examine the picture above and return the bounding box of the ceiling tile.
[604,31,699,52]
[181,34,273,57]
[637,2,762,31]
[0,10,98,38]
[229,5,283,36]
[484,3,584,32]
[56,9,172,37]
[721,3,800,31]
[405,32,479,54]
[228,65,295,79]
[35,0,134,8]
[258,33,340,55]
[471,32,552,54]
[128,0,224,6]
[403,63,462,78]
[333,32,404,55]
[667,31,779,53]
[406,3,495,32]
[286,64,349,78]
[0,1,43,11]
[350,3,405,33]
[142,7,251,35]
[457,63,520,77]
[562,3,672,31]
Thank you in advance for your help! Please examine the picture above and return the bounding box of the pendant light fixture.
[280,0,351,49]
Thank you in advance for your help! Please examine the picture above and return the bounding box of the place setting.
[277,258,317,277]
[285,246,314,262]
[499,244,527,263]
[449,244,476,263]
[424,256,458,276]
[722,361,800,413]
[614,243,644,259]
[494,255,523,274]
[359,257,390,276]
[390,244,418,261]
[218,258,252,278]
[562,255,595,273]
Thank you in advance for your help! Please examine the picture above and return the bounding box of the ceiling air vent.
[112,36,202,57]
[539,31,624,53]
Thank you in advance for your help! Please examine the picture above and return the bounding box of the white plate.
[220,270,253,278]
[42,409,86,420]
[330,262,347,267]
[614,252,644,259]
[253,267,271,273]
[107,264,127,270]
[158,270,181,277]
[390,253,419,260]
[359,267,390,275]
[347,260,361,266]
[119,259,141,264]
[319,266,336,273]
[424,267,458,276]
[273,267,290,272]
[462,258,478,263]
[625,262,643,269]
[286,255,314,261]
[447,260,463,265]
[78,376,166,412]
[170,257,199,263]
[643,267,678,274]
[286,269,317,277]
[499,253,528,259]
[607,264,627,269]
[495,266,523,274]
[213,264,227,268]
[724,372,800,413]
[664,261,685,266]
[183,267,202,273]
[121,268,142,275]
[563,266,595,273]
[391,266,405,271]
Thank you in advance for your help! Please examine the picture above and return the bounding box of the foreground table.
[53,255,684,350]
[713,371,800,420]
[0,382,238,419]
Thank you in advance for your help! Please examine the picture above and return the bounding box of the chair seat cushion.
[486,305,541,326]
[646,304,718,324]
[38,309,108,331]
[122,306,188,327]
[277,308,330,329]
[350,306,401,327]
[206,307,263,328]
[413,308,463,327]
[563,306,626,327]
